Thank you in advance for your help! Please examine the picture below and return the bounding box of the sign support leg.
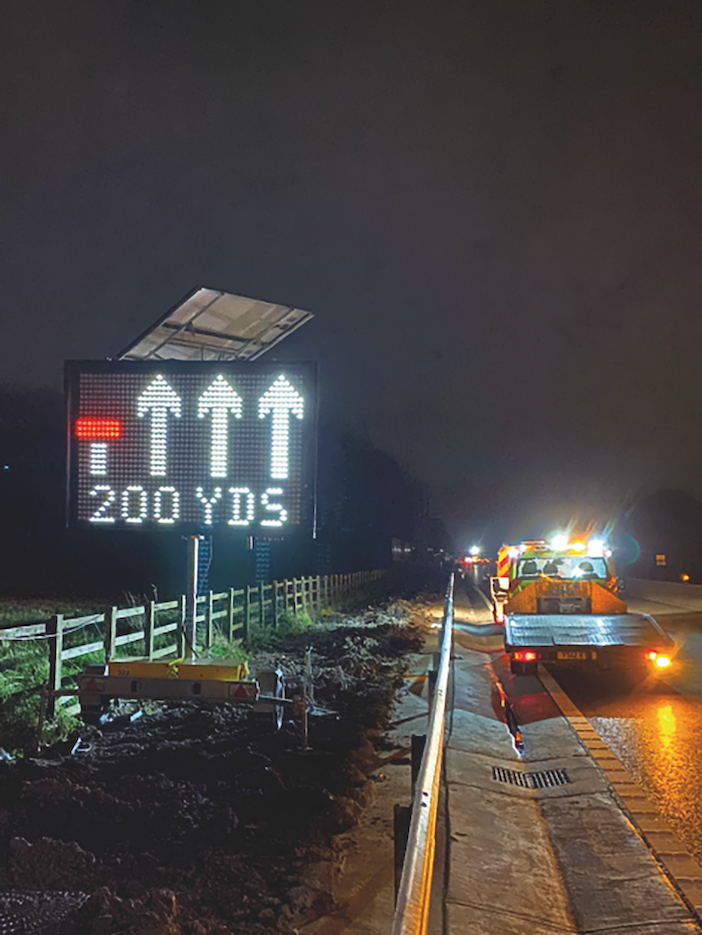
[186,535,201,659]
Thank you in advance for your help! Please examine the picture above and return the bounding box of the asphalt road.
[552,599,702,864]
[455,576,702,865]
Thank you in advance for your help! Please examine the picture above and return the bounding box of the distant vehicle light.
[571,541,587,552]
[75,418,124,440]
[551,534,568,550]
[514,650,539,662]
[469,545,481,556]
[588,539,604,556]
[508,548,520,559]
[655,655,671,669]
[681,574,691,582]
[647,651,658,661]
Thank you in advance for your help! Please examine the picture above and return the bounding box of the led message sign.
[65,361,317,532]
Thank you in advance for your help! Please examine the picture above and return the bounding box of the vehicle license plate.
[557,651,589,660]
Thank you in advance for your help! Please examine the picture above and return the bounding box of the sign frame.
[65,359,318,535]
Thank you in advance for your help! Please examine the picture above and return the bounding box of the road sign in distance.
[66,360,317,532]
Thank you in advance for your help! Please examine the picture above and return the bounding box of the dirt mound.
[0,610,426,933]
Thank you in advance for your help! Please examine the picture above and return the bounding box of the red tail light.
[514,650,539,662]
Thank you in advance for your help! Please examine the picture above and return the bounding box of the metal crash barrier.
[390,574,454,935]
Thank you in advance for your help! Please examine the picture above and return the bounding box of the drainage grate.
[492,766,570,789]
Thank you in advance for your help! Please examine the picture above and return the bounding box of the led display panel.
[66,361,317,532]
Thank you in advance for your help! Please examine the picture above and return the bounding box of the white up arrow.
[137,375,182,476]
[258,375,304,479]
[198,375,243,477]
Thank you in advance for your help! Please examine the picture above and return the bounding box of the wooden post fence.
[46,614,64,718]
[14,569,385,719]
[145,601,155,660]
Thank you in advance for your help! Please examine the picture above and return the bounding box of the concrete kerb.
[538,664,702,923]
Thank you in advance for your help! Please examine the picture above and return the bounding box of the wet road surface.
[455,578,702,865]
[551,606,702,864]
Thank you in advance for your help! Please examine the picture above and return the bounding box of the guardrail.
[390,573,454,935]
[0,570,385,716]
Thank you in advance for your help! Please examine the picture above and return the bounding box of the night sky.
[1,1,701,549]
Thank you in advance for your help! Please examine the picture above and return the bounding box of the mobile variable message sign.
[66,361,317,532]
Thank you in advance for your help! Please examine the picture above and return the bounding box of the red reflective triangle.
[85,679,99,692]
[233,683,251,699]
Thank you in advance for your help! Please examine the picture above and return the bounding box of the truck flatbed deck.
[505,612,674,674]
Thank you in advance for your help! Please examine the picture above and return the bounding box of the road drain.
[492,766,570,789]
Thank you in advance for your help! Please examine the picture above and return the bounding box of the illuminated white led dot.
[196,486,222,525]
[258,375,304,480]
[89,443,107,476]
[228,487,255,526]
[154,486,180,524]
[121,485,148,524]
[89,485,116,523]
[261,487,287,527]
[137,375,182,476]
[198,376,242,478]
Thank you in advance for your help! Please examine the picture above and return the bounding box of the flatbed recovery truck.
[491,537,674,676]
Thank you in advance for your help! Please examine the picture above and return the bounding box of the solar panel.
[117,287,314,362]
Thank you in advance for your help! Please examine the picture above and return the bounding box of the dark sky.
[1,1,701,548]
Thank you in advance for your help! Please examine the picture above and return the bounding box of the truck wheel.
[510,660,537,677]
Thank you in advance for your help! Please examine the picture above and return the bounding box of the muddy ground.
[0,603,430,934]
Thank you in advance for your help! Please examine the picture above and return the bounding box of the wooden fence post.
[272,581,280,628]
[145,601,155,660]
[105,606,117,661]
[46,614,64,718]
[177,595,187,657]
[282,579,289,614]
[257,584,264,626]
[205,590,214,650]
[244,586,252,641]
[315,575,321,610]
[228,588,235,642]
